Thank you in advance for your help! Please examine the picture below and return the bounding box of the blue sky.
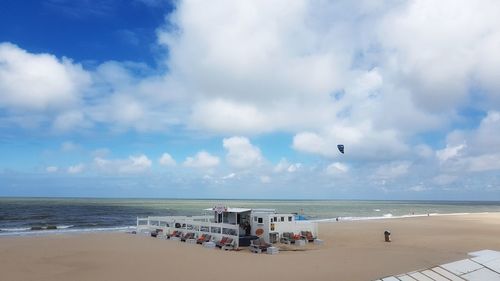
[1,0,500,199]
[0,0,171,65]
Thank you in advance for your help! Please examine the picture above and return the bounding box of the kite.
[337,144,344,154]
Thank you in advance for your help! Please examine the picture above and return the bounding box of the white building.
[136,205,318,248]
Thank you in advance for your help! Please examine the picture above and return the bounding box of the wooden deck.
[375,250,500,281]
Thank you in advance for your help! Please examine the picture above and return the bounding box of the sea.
[1,198,500,237]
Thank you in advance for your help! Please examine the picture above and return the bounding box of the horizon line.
[1,196,499,203]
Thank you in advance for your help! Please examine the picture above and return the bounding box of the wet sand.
[1,213,500,281]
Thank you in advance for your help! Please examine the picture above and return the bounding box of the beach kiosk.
[136,205,318,248]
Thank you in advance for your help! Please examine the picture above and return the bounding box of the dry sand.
[1,213,500,281]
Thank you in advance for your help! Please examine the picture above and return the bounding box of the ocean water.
[1,198,500,236]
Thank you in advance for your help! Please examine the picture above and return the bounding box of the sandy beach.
[1,213,500,281]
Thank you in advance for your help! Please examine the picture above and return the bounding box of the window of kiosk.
[258,217,263,224]
[288,216,292,222]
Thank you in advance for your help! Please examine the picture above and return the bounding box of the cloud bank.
[1,0,500,198]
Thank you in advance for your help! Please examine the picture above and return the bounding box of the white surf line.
[312,212,497,223]
[0,226,136,237]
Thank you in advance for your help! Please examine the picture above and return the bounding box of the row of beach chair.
[250,231,316,253]
[151,230,235,249]
[280,231,316,244]
[150,229,316,253]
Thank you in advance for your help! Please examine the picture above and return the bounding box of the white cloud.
[432,174,458,186]
[0,45,184,132]
[84,61,185,132]
[45,166,58,173]
[94,157,109,169]
[94,154,152,173]
[435,111,500,173]
[156,0,500,166]
[467,154,500,172]
[273,159,289,173]
[223,136,263,169]
[0,43,90,111]
[293,122,409,160]
[2,1,500,198]
[274,158,302,173]
[87,93,170,132]
[157,0,453,143]
[67,164,84,174]
[183,151,220,169]
[191,100,273,134]
[436,143,466,163]
[415,144,434,159]
[2,0,500,142]
[468,111,500,155]
[379,0,500,112]
[222,173,236,179]
[260,175,271,183]
[287,163,302,173]
[3,1,500,143]
[373,161,411,179]
[159,153,176,166]
[127,155,152,172]
[325,162,349,175]
[292,133,330,156]
[159,1,347,135]
[52,110,90,132]
[408,184,429,192]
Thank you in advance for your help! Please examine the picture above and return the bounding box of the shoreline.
[2,211,499,238]
[1,213,500,281]
[0,226,136,237]
[313,210,498,222]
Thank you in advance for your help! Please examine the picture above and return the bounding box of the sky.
[1,0,500,200]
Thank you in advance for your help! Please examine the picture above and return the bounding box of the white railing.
[137,216,240,247]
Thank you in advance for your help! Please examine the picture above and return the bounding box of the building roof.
[204,207,252,213]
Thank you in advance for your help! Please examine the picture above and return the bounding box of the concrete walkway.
[375,250,500,281]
